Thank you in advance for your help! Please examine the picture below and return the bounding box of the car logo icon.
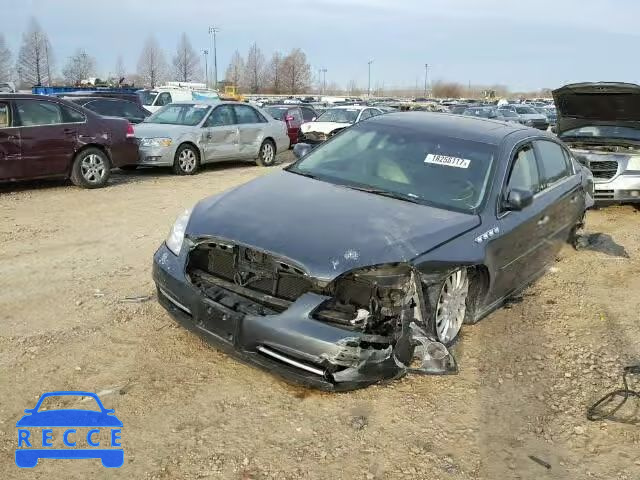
[15,391,123,468]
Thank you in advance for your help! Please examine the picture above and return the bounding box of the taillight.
[285,115,294,124]
[126,123,135,138]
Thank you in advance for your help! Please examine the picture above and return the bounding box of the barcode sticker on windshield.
[424,154,470,169]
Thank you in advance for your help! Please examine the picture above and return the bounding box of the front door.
[0,100,23,181]
[14,98,77,177]
[233,105,268,158]
[201,105,239,161]
[488,143,551,302]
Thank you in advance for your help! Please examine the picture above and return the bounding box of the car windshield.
[559,125,640,142]
[288,121,495,212]
[37,395,102,412]
[265,107,288,120]
[515,106,537,114]
[138,90,158,106]
[145,104,211,126]
[316,108,360,124]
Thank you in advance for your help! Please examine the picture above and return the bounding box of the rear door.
[0,100,23,181]
[14,98,82,178]
[532,139,584,260]
[488,142,549,301]
[233,104,269,158]
[201,105,239,161]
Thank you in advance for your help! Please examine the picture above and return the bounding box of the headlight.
[627,156,640,171]
[166,208,193,256]
[139,137,172,148]
[524,119,534,126]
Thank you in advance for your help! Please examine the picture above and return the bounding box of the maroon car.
[0,94,138,188]
[265,105,317,146]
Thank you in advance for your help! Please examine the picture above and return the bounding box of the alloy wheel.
[81,154,106,184]
[261,143,275,164]
[179,149,197,172]
[435,269,469,344]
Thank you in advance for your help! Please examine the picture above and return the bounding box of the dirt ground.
[1,153,640,479]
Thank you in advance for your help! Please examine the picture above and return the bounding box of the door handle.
[205,133,212,139]
[537,215,550,226]
[63,128,75,135]
[7,134,18,141]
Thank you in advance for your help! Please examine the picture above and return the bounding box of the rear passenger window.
[14,100,63,126]
[507,144,540,194]
[0,103,10,127]
[535,140,571,187]
[233,105,262,124]
[61,105,86,123]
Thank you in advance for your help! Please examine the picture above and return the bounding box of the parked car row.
[0,94,289,187]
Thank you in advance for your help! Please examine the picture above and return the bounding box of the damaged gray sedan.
[152,112,593,390]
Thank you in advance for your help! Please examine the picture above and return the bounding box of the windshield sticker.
[424,154,470,169]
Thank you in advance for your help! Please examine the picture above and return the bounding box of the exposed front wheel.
[256,140,276,166]
[70,148,111,188]
[173,144,200,175]
[433,269,469,345]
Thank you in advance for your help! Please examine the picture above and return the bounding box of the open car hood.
[553,82,640,135]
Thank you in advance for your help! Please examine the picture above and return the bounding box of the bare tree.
[0,34,11,82]
[432,81,464,98]
[244,42,265,93]
[281,49,311,95]
[16,17,53,86]
[115,55,125,81]
[347,80,361,96]
[62,49,96,84]
[137,35,167,88]
[172,33,201,82]
[225,50,245,89]
[264,51,283,94]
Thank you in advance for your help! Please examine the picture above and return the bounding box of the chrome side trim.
[257,346,325,376]
[159,287,192,315]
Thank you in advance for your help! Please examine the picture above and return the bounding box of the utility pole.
[367,59,374,98]
[203,50,209,86]
[424,63,429,97]
[208,26,220,89]
[321,68,327,95]
[317,68,321,94]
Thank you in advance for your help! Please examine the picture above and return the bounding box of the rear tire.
[173,144,200,175]
[70,148,111,189]
[256,139,276,166]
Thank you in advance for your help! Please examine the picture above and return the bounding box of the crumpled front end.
[153,238,456,391]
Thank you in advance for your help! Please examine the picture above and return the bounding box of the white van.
[139,84,220,113]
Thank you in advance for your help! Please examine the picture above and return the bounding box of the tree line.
[0,16,312,93]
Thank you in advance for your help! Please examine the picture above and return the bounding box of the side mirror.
[293,143,312,160]
[311,117,317,121]
[503,188,534,211]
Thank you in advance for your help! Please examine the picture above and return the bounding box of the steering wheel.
[449,179,477,203]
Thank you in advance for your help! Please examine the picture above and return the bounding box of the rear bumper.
[109,140,139,167]
[152,244,449,391]
[593,173,640,202]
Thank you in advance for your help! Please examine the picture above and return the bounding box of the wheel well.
[177,142,201,160]
[466,265,490,319]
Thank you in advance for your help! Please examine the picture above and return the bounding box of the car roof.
[0,93,61,100]
[325,105,371,110]
[369,111,531,144]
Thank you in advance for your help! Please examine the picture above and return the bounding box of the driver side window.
[204,105,236,127]
[507,144,540,194]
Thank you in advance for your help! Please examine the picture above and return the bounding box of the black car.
[62,96,150,124]
[152,113,593,391]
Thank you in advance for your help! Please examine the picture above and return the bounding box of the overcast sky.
[4,0,640,91]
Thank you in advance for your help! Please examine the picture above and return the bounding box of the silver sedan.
[133,101,290,174]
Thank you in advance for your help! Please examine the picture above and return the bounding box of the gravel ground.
[1,153,640,479]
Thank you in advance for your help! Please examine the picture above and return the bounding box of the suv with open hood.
[553,82,640,203]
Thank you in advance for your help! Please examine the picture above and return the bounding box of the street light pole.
[368,59,374,98]
[208,26,220,89]
[203,50,209,86]
[424,63,429,97]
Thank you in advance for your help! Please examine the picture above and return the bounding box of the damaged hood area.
[553,82,640,136]
[187,171,480,280]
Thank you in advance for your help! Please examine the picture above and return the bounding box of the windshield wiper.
[288,169,319,179]
[344,185,423,204]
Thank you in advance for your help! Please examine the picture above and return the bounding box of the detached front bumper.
[152,244,455,391]
[594,173,640,202]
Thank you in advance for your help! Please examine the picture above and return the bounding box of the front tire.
[70,148,111,188]
[430,269,470,345]
[256,139,276,166]
[173,144,200,175]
